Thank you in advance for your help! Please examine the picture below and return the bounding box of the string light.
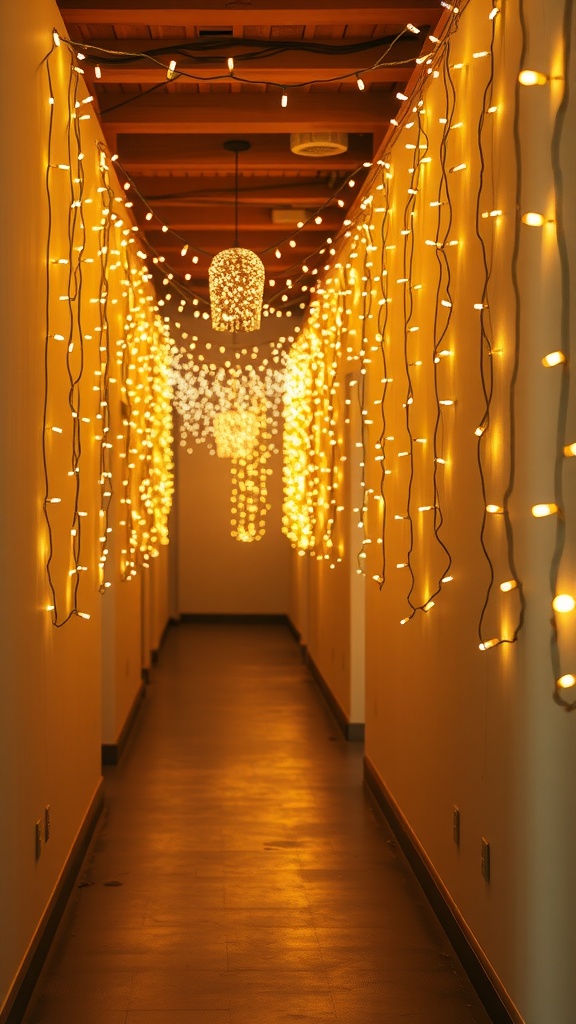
[518,69,547,85]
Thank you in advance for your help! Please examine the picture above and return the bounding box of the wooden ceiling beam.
[129,176,340,206]
[117,134,374,173]
[101,92,394,134]
[144,228,333,254]
[140,205,342,231]
[59,2,441,29]
[77,38,420,85]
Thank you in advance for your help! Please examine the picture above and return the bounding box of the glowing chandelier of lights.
[213,408,261,459]
[209,140,265,332]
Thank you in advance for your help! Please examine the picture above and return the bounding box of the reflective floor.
[25,621,493,1023]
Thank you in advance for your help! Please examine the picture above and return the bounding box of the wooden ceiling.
[57,0,444,313]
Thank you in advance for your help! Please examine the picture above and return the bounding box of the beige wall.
[289,2,576,1021]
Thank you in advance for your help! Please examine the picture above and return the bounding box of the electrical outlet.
[453,806,460,845]
[44,805,51,842]
[35,820,43,860]
[481,837,491,881]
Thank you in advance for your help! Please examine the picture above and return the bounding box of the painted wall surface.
[174,318,292,615]
[289,2,576,1021]
[177,440,290,615]
[0,2,173,1013]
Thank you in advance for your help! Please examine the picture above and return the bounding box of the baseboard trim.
[180,612,291,625]
[101,682,146,766]
[1,779,104,1024]
[286,617,301,643]
[305,651,365,742]
[363,756,523,1024]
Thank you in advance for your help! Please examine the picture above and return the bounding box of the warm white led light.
[558,674,576,689]
[531,503,559,517]
[563,442,576,457]
[518,69,547,86]
[500,580,518,592]
[553,594,576,613]
[522,212,546,226]
[479,638,499,650]
[542,351,566,367]
[209,248,265,331]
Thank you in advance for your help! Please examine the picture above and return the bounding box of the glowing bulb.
[356,74,366,91]
[563,442,576,457]
[396,91,409,102]
[486,504,504,514]
[406,22,420,33]
[423,601,435,611]
[518,69,547,86]
[542,351,566,367]
[53,30,60,45]
[553,594,576,613]
[181,244,189,257]
[531,503,559,517]
[95,65,102,79]
[479,639,499,650]
[500,580,518,592]
[558,674,576,689]
[227,56,234,71]
[167,59,177,79]
[281,92,288,108]
[522,212,545,226]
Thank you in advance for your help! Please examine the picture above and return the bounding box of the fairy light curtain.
[282,0,575,706]
[171,336,289,542]
[44,35,174,626]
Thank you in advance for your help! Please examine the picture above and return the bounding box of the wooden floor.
[25,621,493,1024]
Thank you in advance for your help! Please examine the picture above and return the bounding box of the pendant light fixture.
[209,140,265,332]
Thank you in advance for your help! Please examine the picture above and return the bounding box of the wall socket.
[481,837,491,881]
[44,805,51,842]
[35,820,43,860]
[453,806,460,845]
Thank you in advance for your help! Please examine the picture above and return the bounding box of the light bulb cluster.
[171,334,290,542]
[115,157,365,321]
[282,1,530,651]
[44,38,173,625]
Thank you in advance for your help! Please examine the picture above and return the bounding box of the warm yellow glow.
[213,410,260,459]
[486,504,504,514]
[563,442,576,457]
[500,580,518,592]
[522,212,546,226]
[557,674,576,690]
[531,503,559,517]
[541,351,566,367]
[518,69,548,86]
[209,248,265,332]
[552,594,576,613]
[479,639,499,650]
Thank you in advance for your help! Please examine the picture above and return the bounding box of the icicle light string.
[547,0,575,708]
[43,38,174,622]
[475,9,506,649]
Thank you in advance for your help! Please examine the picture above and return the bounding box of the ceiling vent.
[290,132,349,157]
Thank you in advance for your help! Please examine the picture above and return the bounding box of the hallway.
[25,621,492,1024]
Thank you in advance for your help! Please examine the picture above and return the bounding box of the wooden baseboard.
[305,650,365,742]
[1,780,104,1024]
[179,612,291,625]
[101,683,146,766]
[363,756,523,1024]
